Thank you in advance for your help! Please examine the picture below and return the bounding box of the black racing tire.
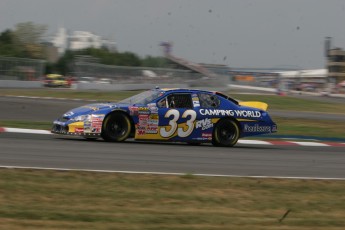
[101,112,131,142]
[212,119,240,147]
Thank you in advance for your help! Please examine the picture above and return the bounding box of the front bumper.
[51,121,101,137]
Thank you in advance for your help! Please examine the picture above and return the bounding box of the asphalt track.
[1,132,345,179]
[1,96,345,179]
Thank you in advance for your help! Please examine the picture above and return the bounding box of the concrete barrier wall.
[0,80,42,88]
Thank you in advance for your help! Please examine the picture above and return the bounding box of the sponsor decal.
[147,103,158,113]
[137,129,146,135]
[138,107,150,115]
[146,125,158,134]
[202,132,212,140]
[138,115,148,127]
[82,106,99,111]
[193,100,200,107]
[84,114,105,133]
[192,95,200,107]
[63,111,74,117]
[137,114,158,135]
[195,118,213,130]
[148,114,159,125]
[82,104,116,111]
[192,137,210,141]
[149,106,158,113]
[199,109,261,118]
[149,114,158,119]
[139,114,149,121]
[148,119,159,125]
[244,124,271,133]
[75,128,84,133]
[202,133,212,138]
[90,114,104,133]
[129,106,139,116]
[84,120,92,133]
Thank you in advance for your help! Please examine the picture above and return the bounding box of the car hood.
[62,103,129,118]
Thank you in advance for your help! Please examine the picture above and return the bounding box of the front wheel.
[101,112,131,142]
[212,119,240,147]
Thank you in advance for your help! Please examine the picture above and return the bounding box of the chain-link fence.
[0,56,46,80]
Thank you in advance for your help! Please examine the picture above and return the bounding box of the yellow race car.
[43,74,69,87]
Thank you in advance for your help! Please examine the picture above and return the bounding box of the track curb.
[1,127,345,147]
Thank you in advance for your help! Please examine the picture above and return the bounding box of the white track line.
[3,127,51,135]
[290,141,329,147]
[1,165,345,181]
[238,140,272,145]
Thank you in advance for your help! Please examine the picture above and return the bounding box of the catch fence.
[74,61,227,88]
[0,56,46,80]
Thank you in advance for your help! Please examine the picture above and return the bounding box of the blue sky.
[1,0,345,69]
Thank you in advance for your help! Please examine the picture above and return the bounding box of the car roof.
[160,88,213,94]
[158,88,238,104]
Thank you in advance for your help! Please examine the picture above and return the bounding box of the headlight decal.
[71,115,90,122]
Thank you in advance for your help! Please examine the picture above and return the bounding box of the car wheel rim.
[110,121,125,136]
[219,127,235,142]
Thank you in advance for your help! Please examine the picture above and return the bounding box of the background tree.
[12,22,47,59]
[141,55,169,68]
[0,22,171,75]
[0,29,22,56]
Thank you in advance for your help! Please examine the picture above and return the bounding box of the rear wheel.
[212,119,240,147]
[101,112,131,142]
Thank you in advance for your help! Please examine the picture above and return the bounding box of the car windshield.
[119,89,163,105]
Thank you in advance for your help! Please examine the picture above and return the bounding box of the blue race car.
[52,88,277,147]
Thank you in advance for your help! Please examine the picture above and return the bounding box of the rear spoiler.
[238,101,268,111]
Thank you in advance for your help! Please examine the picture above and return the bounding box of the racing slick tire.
[212,118,240,147]
[101,112,131,142]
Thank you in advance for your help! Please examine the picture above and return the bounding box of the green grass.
[1,169,345,230]
[0,121,51,130]
[1,89,345,113]
[230,93,345,113]
[0,89,142,102]
[271,117,345,139]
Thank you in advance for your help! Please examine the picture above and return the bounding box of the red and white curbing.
[239,140,345,147]
[0,127,345,147]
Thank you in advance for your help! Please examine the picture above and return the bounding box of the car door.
[157,93,197,141]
